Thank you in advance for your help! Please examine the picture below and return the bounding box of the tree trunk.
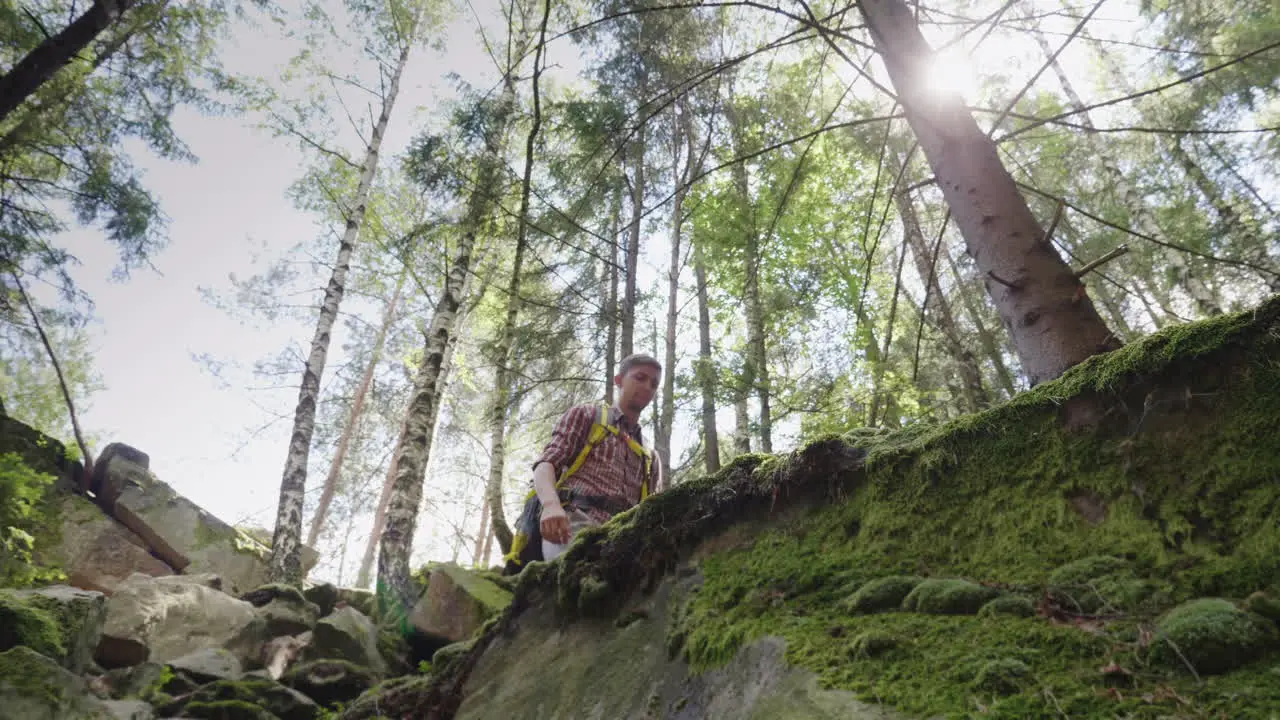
[268,37,413,586]
[306,267,407,548]
[693,239,719,474]
[658,104,698,486]
[604,187,622,402]
[725,103,772,453]
[484,0,551,557]
[355,408,407,590]
[620,115,646,359]
[375,198,481,621]
[859,0,1118,386]
[943,248,1018,396]
[894,188,988,412]
[0,0,138,124]
[733,394,751,455]
[472,499,489,567]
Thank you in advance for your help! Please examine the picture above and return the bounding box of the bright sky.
[22,0,1162,585]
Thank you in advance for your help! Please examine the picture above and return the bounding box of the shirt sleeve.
[533,405,595,478]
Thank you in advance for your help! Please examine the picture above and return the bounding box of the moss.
[848,630,897,659]
[340,674,435,720]
[978,595,1036,619]
[282,659,377,707]
[843,576,923,614]
[430,640,473,672]
[576,575,612,615]
[902,578,999,615]
[159,678,317,720]
[1243,591,1280,626]
[0,589,66,659]
[182,700,281,719]
[1151,598,1276,675]
[972,658,1031,695]
[412,299,1280,720]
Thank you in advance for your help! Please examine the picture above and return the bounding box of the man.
[529,353,663,562]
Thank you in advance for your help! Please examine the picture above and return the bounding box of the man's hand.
[540,504,571,544]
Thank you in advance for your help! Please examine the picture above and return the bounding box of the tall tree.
[857,0,1117,385]
[306,265,408,547]
[267,0,426,585]
[0,0,144,123]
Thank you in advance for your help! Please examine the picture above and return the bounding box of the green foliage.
[0,452,62,587]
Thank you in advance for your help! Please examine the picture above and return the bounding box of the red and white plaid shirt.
[532,403,661,524]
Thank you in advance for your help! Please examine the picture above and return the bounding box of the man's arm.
[531,405,593,544]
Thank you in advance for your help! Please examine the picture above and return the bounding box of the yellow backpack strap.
[558,404,611,487]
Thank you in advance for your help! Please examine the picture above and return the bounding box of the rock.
[102,662,166,700]
[91,443,151,505]
[11,585,108,673]
[242,584,320,636]
[0,646,117,719]
[103,453,270,595]
[902,578,1000,615]
[340,675,434,720]
[261,633,309,680]
[0,587,67,661]
[282,659,379,707]
[1151,598,1276,675]
[306,606,386,674]
[410,563,513,645]
[102,699,156,720]
[841,576,923,614]
[42,492,176,595]
[333,587,375,618]
[303,584,339,618]
[96,573,268,669]
[169,647,243,683]
[156,678,319,720]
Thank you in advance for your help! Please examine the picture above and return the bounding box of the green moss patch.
[903,578,999,615]
[158,679,317,720]
[978,595,1036,619]
[1151,598,1277,675]
[411,298,1280,720]
[0,590,65,659]
[843,576,923,614]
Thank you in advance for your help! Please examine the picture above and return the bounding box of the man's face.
[615,363,660,415]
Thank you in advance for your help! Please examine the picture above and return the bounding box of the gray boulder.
[0,646,117,719]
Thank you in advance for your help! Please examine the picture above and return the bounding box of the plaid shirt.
[533,403,660,524]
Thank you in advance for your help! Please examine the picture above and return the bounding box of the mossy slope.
[389,296,1280,720]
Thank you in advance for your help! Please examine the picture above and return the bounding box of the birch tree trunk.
[268,36,414,586]
[858,0,1118,386]
[733,394,751,455]
[355,407,407,590]
[306,267,407,548]
[894,188,988,411]
[375,206,481,619]
[0,0,138,124]
[485,0,551,557]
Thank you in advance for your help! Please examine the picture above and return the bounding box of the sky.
[17,0,1165,584]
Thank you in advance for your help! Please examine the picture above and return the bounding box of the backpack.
[502,403,653,574]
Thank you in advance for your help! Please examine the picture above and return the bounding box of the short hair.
[618,353,662,378]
